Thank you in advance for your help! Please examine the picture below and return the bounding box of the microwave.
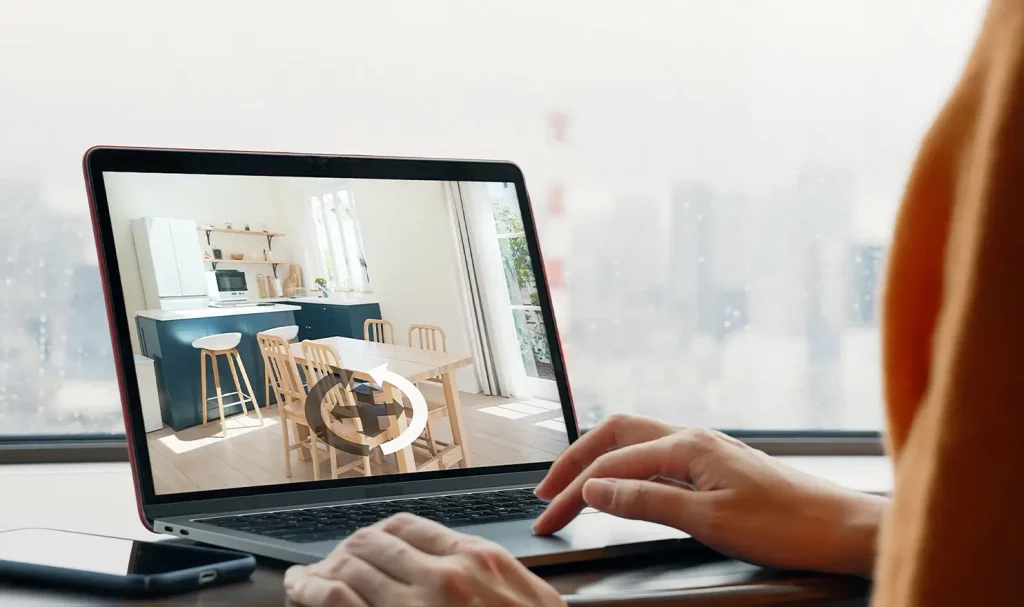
[207,269,248,301]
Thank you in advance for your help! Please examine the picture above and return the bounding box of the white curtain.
[444,182,529,398]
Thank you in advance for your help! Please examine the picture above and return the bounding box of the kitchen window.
[0,0,989,458]
[309,190,371,293]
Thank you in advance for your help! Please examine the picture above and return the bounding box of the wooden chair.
[408,324,447,353]
[363,318,395,344]
[257,333,328,481]
[193,332,263,438]
[301,341,394,479]
[258,325,299,411]
[407,324,452,456]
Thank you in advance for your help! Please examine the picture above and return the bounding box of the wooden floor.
[147,385,570,495]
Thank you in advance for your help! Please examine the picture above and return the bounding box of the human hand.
[533,414,888,578]
[284,513,565,607]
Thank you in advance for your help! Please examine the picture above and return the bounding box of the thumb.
[582,478,707,532]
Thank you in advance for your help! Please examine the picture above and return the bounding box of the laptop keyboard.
[196,488,549,544]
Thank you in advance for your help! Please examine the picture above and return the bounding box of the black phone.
[0,528,256,597]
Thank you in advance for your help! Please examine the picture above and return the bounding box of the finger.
[378,512,470,556]
[582,477,710,532]
[340,525,433,583]
[532,435,699,535]
[300,551,407,605]
[535,415,675,500]
[285,572,369,607]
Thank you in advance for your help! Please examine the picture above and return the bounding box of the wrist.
[834,492,888,578]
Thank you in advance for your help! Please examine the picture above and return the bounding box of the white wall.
[104,173,301,352]
[345,179,480,393]
[259,176,484,392]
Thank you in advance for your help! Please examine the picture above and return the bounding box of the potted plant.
[314,277,329,298]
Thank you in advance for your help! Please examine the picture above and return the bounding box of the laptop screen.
[96,164,572,497]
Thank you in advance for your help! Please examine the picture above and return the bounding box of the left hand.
[284,513,566,607]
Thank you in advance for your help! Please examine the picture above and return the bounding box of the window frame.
[0,430,883,464]
[0,435,127,464]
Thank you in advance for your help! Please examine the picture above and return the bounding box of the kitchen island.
[135,304,300,431]
[268,293,382,342]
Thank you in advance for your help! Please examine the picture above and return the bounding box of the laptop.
[83,146,689,566]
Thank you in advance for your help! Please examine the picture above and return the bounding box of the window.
[490,184,555,383]
[309,190,371,293]
[0,1,988,447]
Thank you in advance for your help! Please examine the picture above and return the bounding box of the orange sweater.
[876,0,1024,604]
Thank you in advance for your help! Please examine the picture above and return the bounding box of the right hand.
[532,414,888,578]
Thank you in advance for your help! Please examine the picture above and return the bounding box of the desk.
[0,552,870,606]
[0,462,884,606]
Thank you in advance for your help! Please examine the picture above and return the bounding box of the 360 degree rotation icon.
[303,364,428,457]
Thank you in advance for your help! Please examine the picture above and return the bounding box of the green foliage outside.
[494,200,550,364]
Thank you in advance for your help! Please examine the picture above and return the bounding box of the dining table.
[289,336,474,475]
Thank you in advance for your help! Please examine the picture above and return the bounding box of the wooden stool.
[193,332,263,437]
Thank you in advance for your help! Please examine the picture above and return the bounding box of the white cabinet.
[167,219,208,297]
[132,217,208,310]
[134,355,163,433]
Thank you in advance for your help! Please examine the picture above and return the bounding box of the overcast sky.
[1,0,987,229]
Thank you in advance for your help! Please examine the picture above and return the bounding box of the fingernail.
[583,478,615,507]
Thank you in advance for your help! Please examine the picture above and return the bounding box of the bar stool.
[258,325,299,411]
[193,332,263,437]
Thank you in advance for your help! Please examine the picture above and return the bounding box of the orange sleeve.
[875,1,1024,604]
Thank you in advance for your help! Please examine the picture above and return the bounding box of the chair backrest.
[363,318,395,345]
[301,340,363,436]
[408,324,447,352]
[262,325,299,342]
[256,332,305,403]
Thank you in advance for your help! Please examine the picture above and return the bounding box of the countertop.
[267,292,379,306]
[135,303,301,321]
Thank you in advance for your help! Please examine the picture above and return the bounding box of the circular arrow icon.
[365,365,428,455]
[303,364,427,458]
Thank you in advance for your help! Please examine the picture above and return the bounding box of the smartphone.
[0,528,256,597]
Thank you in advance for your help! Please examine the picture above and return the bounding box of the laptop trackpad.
[459,512,690,562]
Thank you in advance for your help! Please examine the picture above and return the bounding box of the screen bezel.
[83,146,579,516]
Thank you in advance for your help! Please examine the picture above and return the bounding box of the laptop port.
[163,526,173,532]
[179,529,189,536]
[198,570,217,584]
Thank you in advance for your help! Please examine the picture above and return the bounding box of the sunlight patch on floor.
[477,398,563,422]
[156,416,280,455]
[535,419,567,433]
[522,398,562,411]
[499,402,550,415]
[476,406,528,420]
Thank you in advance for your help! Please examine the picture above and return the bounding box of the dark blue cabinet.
[136,310,296,431]
[294,302,383,341]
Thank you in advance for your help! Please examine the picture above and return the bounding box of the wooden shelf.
[208,259,287,265]
[199,226,285,249]
[199,227,286,237]
[206,259,290,277]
